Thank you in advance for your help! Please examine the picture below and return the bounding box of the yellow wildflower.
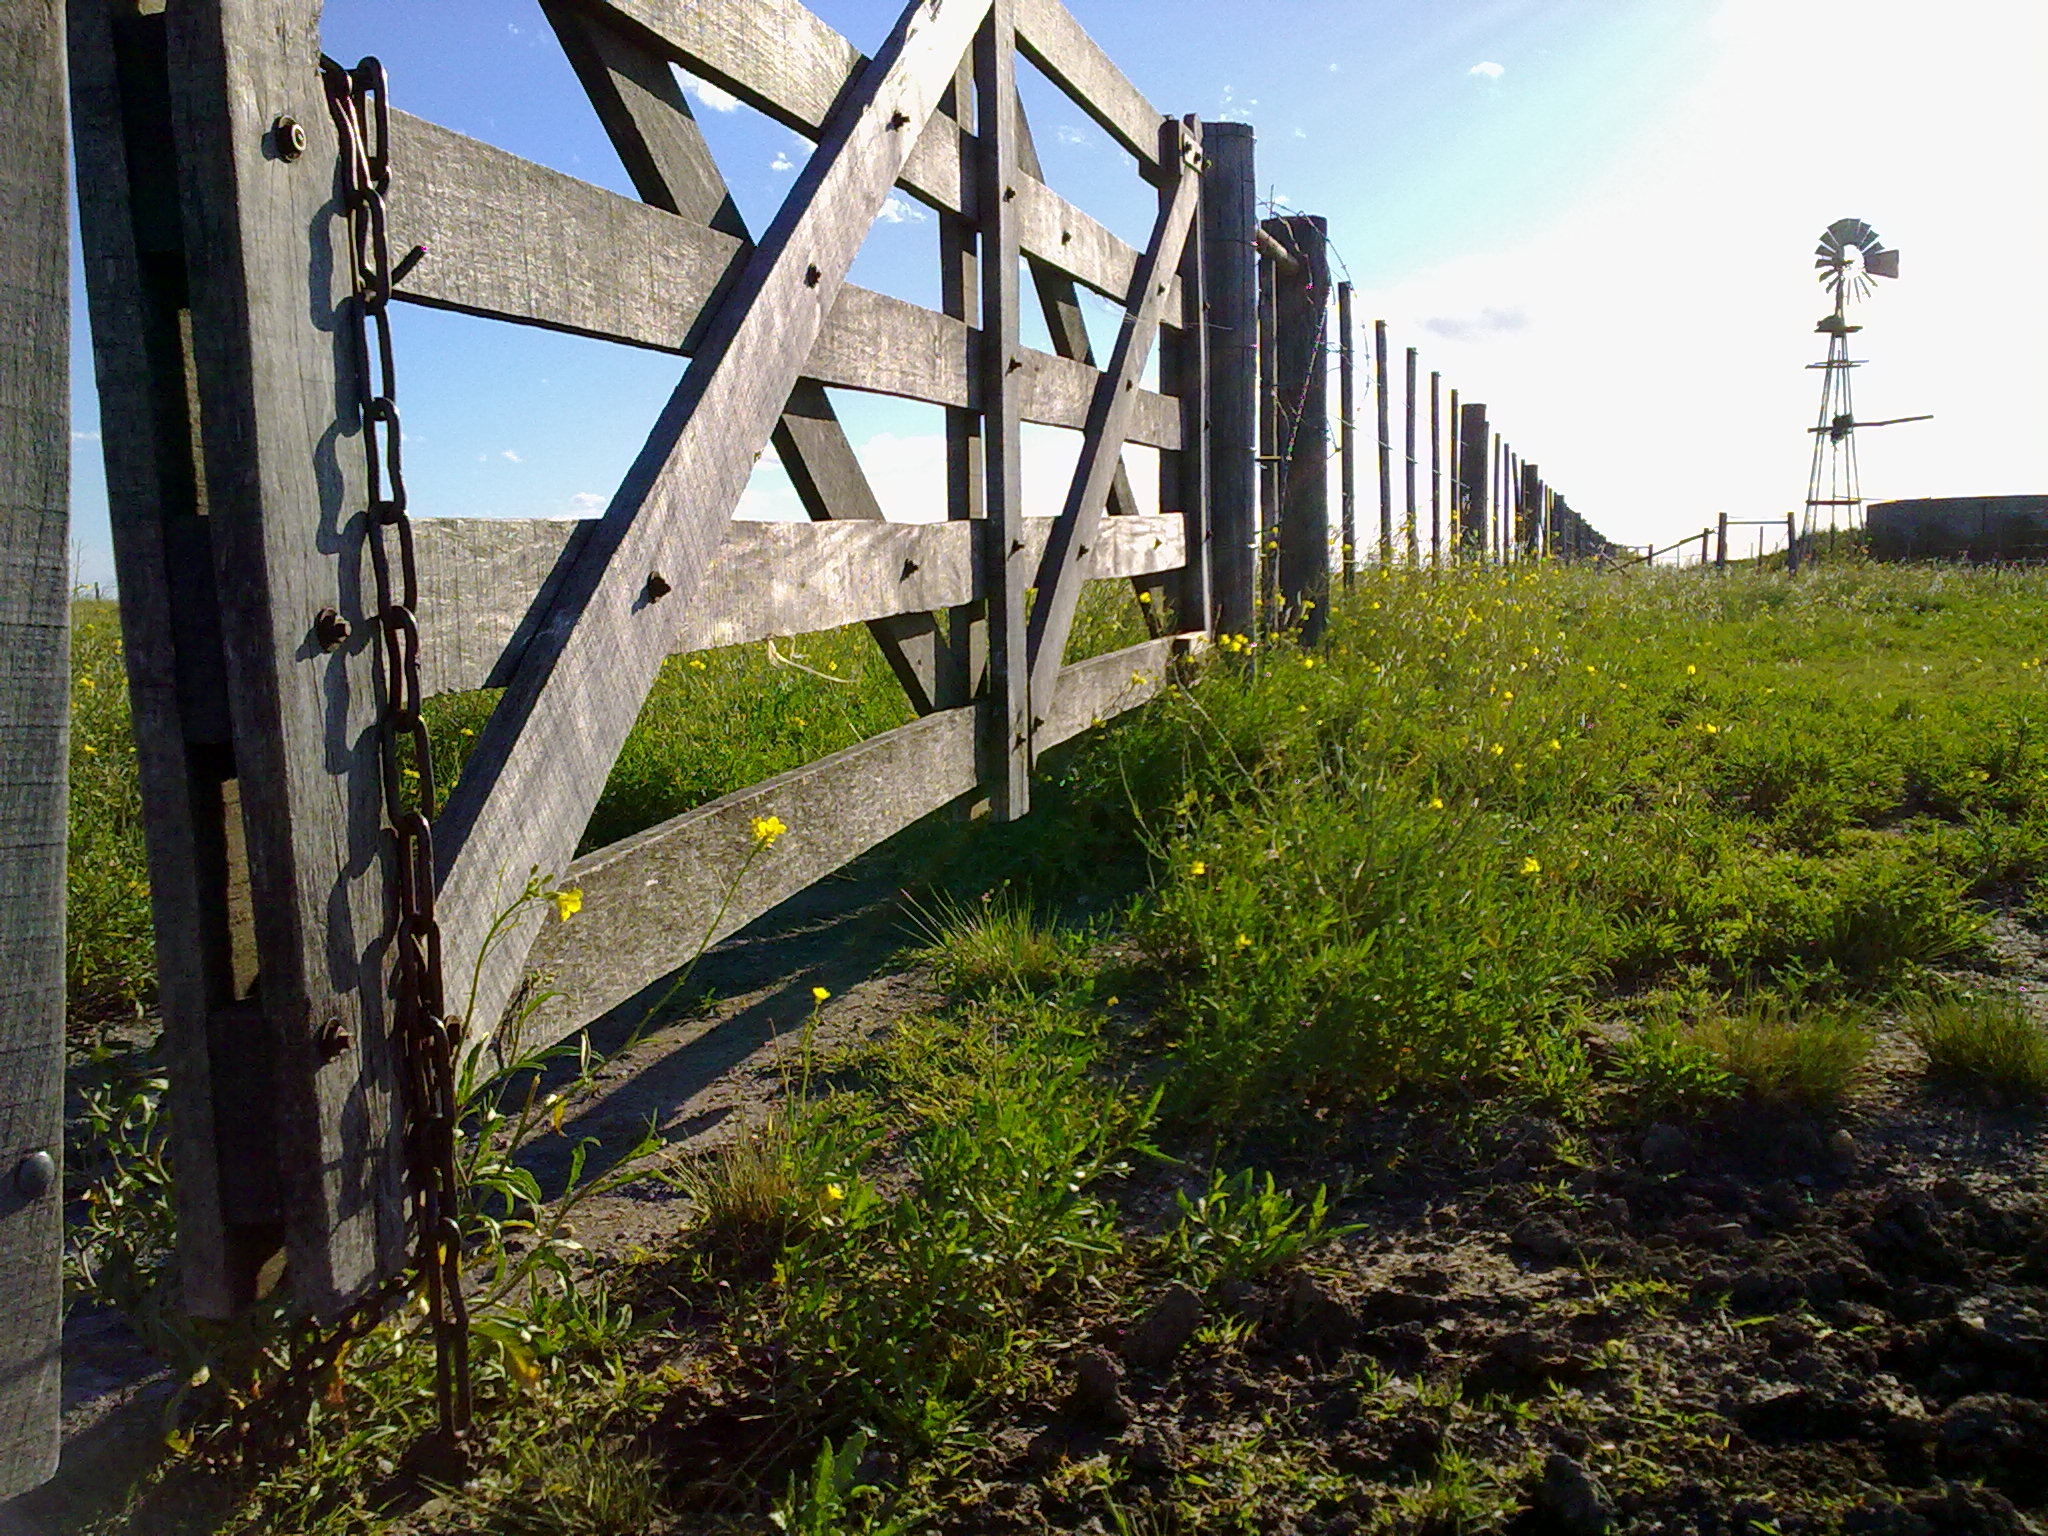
[1429,796,1445,810]
[1685,663,1697,676]
[751,814,787,848]
[812,985,831,1003]
[1520,856,1542,875]
[1189,860,1208,876]
[688,657,706,670]
[1234,933,1253,951]
[1490,743,1504,756]
[550,887,583,922]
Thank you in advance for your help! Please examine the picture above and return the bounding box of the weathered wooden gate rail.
[64,0,1232,1324]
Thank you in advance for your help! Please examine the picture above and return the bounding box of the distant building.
[1866,497,2048,562]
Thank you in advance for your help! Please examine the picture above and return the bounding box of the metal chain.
[320,55,471,1447]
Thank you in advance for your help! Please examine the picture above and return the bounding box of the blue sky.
[66,0,2045,584]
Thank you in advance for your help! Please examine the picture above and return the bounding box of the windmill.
[1802,218,1928,536]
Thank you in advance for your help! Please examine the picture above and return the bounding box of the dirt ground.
[14,886,2048,1535]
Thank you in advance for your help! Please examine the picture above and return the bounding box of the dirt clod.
[1120,1281,1203,1372]
[1065,1346,1132,1427]
[1537,1450,1614,1535]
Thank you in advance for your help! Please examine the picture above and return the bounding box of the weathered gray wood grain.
[434,0,992,1056]
[67,0,249,1319]
[0,0,67,1495]
[1026,124,1199,715]
[163,0,407,1309]
[380,119,1179,447]
[541,2,942,714]
[513,635,1189,1050]
[412,513,1185,699]
[576,0,1171,310]
[978,0,1031,819]
[1014,0,1163,170]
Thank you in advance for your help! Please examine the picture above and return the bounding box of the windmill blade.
[1864,246,1900,280]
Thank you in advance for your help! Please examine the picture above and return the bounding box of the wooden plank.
[514,636,1187,1049]
[577,0,1171,308]
[1013,0,1164,170]
[543,1,942,715]
[380,129,1181,446]
[1026,120,1199,713]
[0,0,67,1495]
[937,64,983,716]
[434,0,991,1058]
[161,0,408,1310]
[413,513,1185,699]
[67,0,270,1320]
[977,1,1031,819]
[1202,120,1257,639]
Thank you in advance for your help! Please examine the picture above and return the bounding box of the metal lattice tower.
[1802,218,1900,536]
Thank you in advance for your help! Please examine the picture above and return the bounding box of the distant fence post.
[1786,512,1800,573]
[1459,403,1489,560]
[1374,319,1392,563]
[0,0,68,1497]
[1202,120,1257,639]
[1716,512,1729,569]
[1256,240,1279,622]
[1403,345,1419,565]
[1520,462,1541,557]
[1337,281,1356,587]
[1264,213,1330,641]
[1429,371,1442,567]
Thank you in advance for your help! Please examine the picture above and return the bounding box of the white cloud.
[568,491,605,515]
[681,73,740,113]
[874,195,927,225]
[1468,61,1505,79]
[1055,124,1087,146]
[770,151,794,172]
[71,429,99,442]
[1421,306,1528,343]
[500,449,522,463]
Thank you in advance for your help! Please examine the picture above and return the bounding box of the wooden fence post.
[1202,120,1257,639]
[1520,461,1540,558]
[1786,512,1800,573]
[1429,371,1441,568]
[1264,214,1330,641]
[1337,281,1355,587]
[1403,345,1419,565]
[1447,387,1460,556]
[1256,243,1279,622]
[0,0,68,1495]
[1716,513,1728,569]
[1374,318,1392,563]
[1458,403,1488,560]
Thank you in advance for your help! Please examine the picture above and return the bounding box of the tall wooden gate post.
[1337,281,1356,587]
[1202,121,1257,639]
[70,0,407,1315]
[0,0,68,1495]
[1264,214,1330,642]
[1374,318,1392,563]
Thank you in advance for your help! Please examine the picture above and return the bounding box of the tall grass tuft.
[1904,990,2048,1103]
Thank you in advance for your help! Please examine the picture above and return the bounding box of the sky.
[64,0,2048,586]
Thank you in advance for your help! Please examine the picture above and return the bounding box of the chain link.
[321,54,470,1447]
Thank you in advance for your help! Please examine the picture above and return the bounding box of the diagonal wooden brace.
[545,0,947,713]
[1024,116,1201,723]
[434,0,991,1048]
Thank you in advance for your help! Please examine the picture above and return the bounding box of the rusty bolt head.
[644,571,672,602]
[314,607,352,652]
[273,116,306,161]
[804,264,822,288]
[14,1150,56,1201]
[317,1017,353,1061]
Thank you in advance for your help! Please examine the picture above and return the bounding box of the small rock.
[1120,1420,1183,1475]
[1642,1123,1692,1173]
[1064,1346,1132,1427]
[1731,1498,1779,1533]
[1121,1282,1204,1372]
[1828,1127,1859,1171]
[1936,1393,2048,1492]
[1510,1215,1576,1262]
[1215,1277,1267,1324]
[1286,1272,1360,1357]
[1536,1451,1613,1535]
[1489,1328,1586,1379]
[1842,1497,1933,1536]
[1906,1481,2044,1536]
[1386,1414,1446,1471]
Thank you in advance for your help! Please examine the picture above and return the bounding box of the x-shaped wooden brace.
[434,0,992,1041]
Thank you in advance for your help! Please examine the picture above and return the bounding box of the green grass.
[1903,987,2048,1102]
[59,558,2048,1532]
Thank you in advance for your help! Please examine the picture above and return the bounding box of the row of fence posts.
[1196,136,1626,649]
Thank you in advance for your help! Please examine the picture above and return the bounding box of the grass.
[1903,987,2048,1102]
[56,557,2048,1532]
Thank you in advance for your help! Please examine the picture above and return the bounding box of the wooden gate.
[69,0,1229,1317]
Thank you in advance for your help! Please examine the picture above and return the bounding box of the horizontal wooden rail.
[411,512,1185,699]
[385,114,1180,447]
[519,4,1171,297]
[511,634,1195,1049]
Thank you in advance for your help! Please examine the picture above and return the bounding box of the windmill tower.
[1803,218,1900,536]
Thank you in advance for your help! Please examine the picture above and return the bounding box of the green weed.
[1903,989,2048,1102]
[1161,1167,1359,1287]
